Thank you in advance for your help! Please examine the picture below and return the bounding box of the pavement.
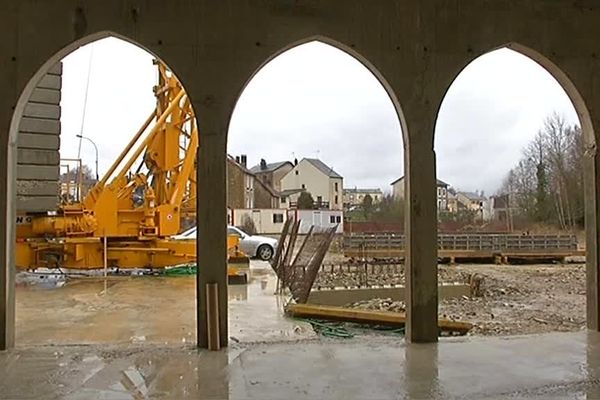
[6,261,600,398]
[1,331,600,399]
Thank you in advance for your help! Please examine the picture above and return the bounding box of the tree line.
[500,113,584,230]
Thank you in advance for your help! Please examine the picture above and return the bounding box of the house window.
[295,170,299,175]
[336,216,341,223]
[302,184,305,189]
[317,196,322,204]
[335,195,338,204]
[273,213,284,223]
[330,215,336,223]
[334,182,338,191]
[281,196,287,203]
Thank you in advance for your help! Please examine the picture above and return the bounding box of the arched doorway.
[434,44,594,335]
[226,38,413,341]
[4,33,201,348]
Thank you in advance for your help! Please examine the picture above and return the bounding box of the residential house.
[227,155,254,209]
[250,159,294,192]
[227,155,279,209]
[280,158,343,210]
[343,188,383,208]
[391,176,449,211]
[456,191,491,221]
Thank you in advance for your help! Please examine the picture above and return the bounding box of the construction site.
[3,2,600,399]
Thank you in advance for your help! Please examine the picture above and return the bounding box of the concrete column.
[0,141,16,351]
[404,119,438,343]
[196,120,229,349]
[585,139,600,331]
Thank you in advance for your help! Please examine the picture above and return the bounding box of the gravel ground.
[328,263,586,336]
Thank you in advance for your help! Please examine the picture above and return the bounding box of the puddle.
[15,261,314,345]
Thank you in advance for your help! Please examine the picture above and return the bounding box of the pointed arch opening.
[433,43,594,336]
[7,33,202,347]
[225,38,409,340]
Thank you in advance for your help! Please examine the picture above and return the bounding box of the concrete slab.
[17,132,60,149]
[28,88,60,105]
[16,180,59,196]
[18,117,60,134]
[16,148,60,165]
[23,103,60,119]
[36,74,61,90]
[1,331,599,399]
[308,283,470,306]
[16,164,59,181]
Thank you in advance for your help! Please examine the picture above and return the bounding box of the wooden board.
[286,303,472,334]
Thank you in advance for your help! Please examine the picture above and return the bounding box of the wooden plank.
[286,303,473,334]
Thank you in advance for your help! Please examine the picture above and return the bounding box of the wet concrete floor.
[15,261,314,345]
[1,331,600,399]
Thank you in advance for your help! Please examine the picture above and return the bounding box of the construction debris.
[270,219,337,303]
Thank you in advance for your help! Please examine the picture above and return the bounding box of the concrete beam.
[307,284,470,307]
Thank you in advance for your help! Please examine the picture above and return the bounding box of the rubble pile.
[327,262,586,336]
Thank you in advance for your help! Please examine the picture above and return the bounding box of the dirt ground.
[316,261,586,336]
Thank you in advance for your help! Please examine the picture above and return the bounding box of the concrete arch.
[433,41,600,331]
[2,31,197,349]
[228,35,408,147]
[8,30,193,147]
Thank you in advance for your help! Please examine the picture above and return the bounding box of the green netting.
[164,264,197,276]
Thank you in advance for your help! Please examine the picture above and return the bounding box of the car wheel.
[257,244,274,261]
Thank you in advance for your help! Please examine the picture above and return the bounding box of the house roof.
[249,161,293,174]
[390,176,449,187]
[304,158,342,178]
[279,188,305,197]
[458,191,486,201]
[227,155,253,175]
[343,188,382,194]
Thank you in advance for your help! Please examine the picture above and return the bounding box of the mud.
[15,261,314,345]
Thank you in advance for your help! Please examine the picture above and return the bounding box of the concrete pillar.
[585,141,600,331]
[404,123,438,343]
[0,141,16,351]
[196,117,229,349]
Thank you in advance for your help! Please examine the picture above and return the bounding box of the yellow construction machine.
[16,61,249,279]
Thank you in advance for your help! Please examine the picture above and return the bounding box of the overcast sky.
[60,38,578,195]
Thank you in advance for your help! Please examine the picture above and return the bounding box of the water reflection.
[586,330,600,399]
[404,343,440,399]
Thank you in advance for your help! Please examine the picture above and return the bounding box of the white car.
[174,225,278,261]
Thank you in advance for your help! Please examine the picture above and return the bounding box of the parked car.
[173,225,278,261]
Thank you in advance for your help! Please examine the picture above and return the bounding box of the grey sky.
[60,38,578,195]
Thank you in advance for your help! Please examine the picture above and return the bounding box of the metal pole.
[76,134,100,181]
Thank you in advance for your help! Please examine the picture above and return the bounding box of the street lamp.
[76,134,99,181]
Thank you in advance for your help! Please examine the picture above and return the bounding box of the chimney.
[241,154,247,167]
[235,156,240,164]
[260,158,267,170]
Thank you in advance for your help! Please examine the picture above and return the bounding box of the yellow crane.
[16,61,247,277]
